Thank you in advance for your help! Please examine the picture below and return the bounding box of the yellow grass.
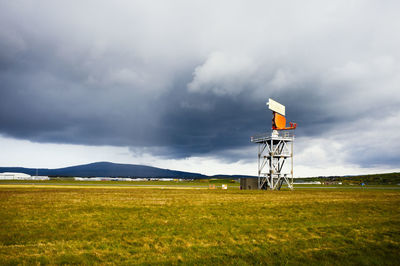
[0,186,399,265]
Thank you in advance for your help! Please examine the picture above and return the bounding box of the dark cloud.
[1,1,400,169]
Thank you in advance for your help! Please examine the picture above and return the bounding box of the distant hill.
[0,162,209,178]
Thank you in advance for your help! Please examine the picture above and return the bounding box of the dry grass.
[0,186,399,265]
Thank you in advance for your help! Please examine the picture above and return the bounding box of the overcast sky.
[1,0,399,176]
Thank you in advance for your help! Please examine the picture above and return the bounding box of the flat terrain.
[0,185,399,265]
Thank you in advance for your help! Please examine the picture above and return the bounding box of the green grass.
[0,179,240,187]
[301,172,400,185]
[0,187,399,265]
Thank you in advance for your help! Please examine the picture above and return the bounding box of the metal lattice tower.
[251,130,294,190]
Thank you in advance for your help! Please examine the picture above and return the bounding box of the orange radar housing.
[272,112,297,130]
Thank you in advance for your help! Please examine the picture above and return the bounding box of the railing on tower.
[251,130,295,142]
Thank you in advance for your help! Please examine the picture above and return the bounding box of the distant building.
[0,172,50,180]
[293,181,321,185]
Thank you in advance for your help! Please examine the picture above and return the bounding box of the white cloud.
[0,135,133,169]
[188,52,258,95]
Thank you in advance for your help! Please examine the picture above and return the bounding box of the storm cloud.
[1,0,400,170]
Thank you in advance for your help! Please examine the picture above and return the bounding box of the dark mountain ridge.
[0,161,255,179]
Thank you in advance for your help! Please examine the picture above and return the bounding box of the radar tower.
[250,99,297,190]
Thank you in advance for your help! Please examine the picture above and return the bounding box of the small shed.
[240,178,258,190]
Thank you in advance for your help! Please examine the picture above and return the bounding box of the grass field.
[0,185,399,265]
[0,179,240,187]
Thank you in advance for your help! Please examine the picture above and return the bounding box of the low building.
[0,172,50,180]
[240,178,258,190]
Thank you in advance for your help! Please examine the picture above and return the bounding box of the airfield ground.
[0,182,399,265]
